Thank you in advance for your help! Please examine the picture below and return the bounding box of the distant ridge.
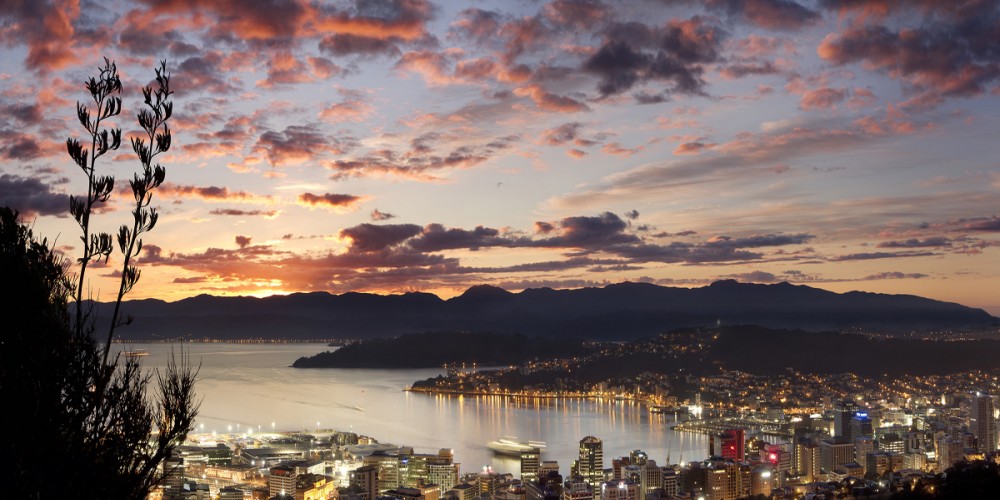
[98,281,997,341]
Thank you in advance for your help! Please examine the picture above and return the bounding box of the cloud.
[340,223,423,252]
[876,237,951,248]
[371,209,396,221]
[328,134,519,181]
[319,33,402,58]
[704,0,820,31]
[208,208,279,217]
[583,17,725,99]
[831,251,937,261]
[673,141,714,155]
[253,125,349,167]
[952,216,1000,232]
[817,5,1000,104]
[235,235,252,248]
[0,134,45,160]
[705,233,814,248]
[723,270,779,282]
[158,183,272,203]
[514,85,589,113]
[297,192,366,211]
[862,271,928,280]
[799,87,848,110]
[0,174,66,217]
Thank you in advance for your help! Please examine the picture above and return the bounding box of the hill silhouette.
[97,281,997,341]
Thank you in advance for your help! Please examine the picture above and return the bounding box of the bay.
[121,343,708,475]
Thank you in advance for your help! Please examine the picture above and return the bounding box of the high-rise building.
[350,464,379,499]
[522,447,541,483]
[577,436,604,487]
[819,438,854,473]
[851,413,874,440]
[854,437,875,475]
[639,460,661,494]
[971,394,997,452]
[834,402,859,439]
[269,463,298,498]
[720,429,746,462]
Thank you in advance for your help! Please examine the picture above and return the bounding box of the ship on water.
[487,437,545,456]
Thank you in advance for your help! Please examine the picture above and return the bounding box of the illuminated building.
[576,436,604,487]
[269,463,298,498]
[971,394,997,452]
[854,437,874,475]
[750,466,774,497]
[639,460,661,494]
[562,480,594,500]
[599,479,639,500]
[820,438,854,474]
[851,413,874,440]
[351,465,379,499]
[720,429,745,462]
[521,447,541,483]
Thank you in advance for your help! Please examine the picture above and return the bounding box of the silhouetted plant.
[0,58,196,499]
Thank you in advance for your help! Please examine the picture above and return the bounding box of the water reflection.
[122,343,708,474]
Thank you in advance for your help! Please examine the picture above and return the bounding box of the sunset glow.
[1,0,998,313]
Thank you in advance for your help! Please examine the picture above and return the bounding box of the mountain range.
[101,280,997,341]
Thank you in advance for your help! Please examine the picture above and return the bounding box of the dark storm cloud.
[0,174,66,217]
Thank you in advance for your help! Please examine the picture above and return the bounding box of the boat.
[487,437,546,456]
[123,349,149,359]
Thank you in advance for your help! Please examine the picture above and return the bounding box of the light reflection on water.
[120,343,708,474]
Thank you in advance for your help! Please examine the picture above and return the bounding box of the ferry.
[487,437,546,456]
[123,349,150,359]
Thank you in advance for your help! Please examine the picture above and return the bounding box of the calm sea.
[121,343,708,475]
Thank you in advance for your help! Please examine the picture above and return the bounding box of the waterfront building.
[971,394,997,452]
[638,460,661,494]
[576,436,604,488]
[448,482,477,500]
[660,467,679,498]
[521,447,541,483]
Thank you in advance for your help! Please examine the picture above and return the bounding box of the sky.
[1,0,999,315]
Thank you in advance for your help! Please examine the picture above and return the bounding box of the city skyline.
[1,1,998,314]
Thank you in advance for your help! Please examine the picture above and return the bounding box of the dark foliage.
[0,58,197,499]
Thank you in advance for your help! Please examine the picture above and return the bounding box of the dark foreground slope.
[101,281,996,341]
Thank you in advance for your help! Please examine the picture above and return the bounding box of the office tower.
[834,402,858,439]
[851,413,874,440]
[854,437,875,475]
[628,450,648,467]
[639,460,661,494]
[750,466,774,497]
[720,429,746,462]
[269,463,298,498]
[578,436,604,487]
[971,394,998,452]
[819,438,854,473]
[522,447,541,483]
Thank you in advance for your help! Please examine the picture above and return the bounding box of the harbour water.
[123,343,709,474]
